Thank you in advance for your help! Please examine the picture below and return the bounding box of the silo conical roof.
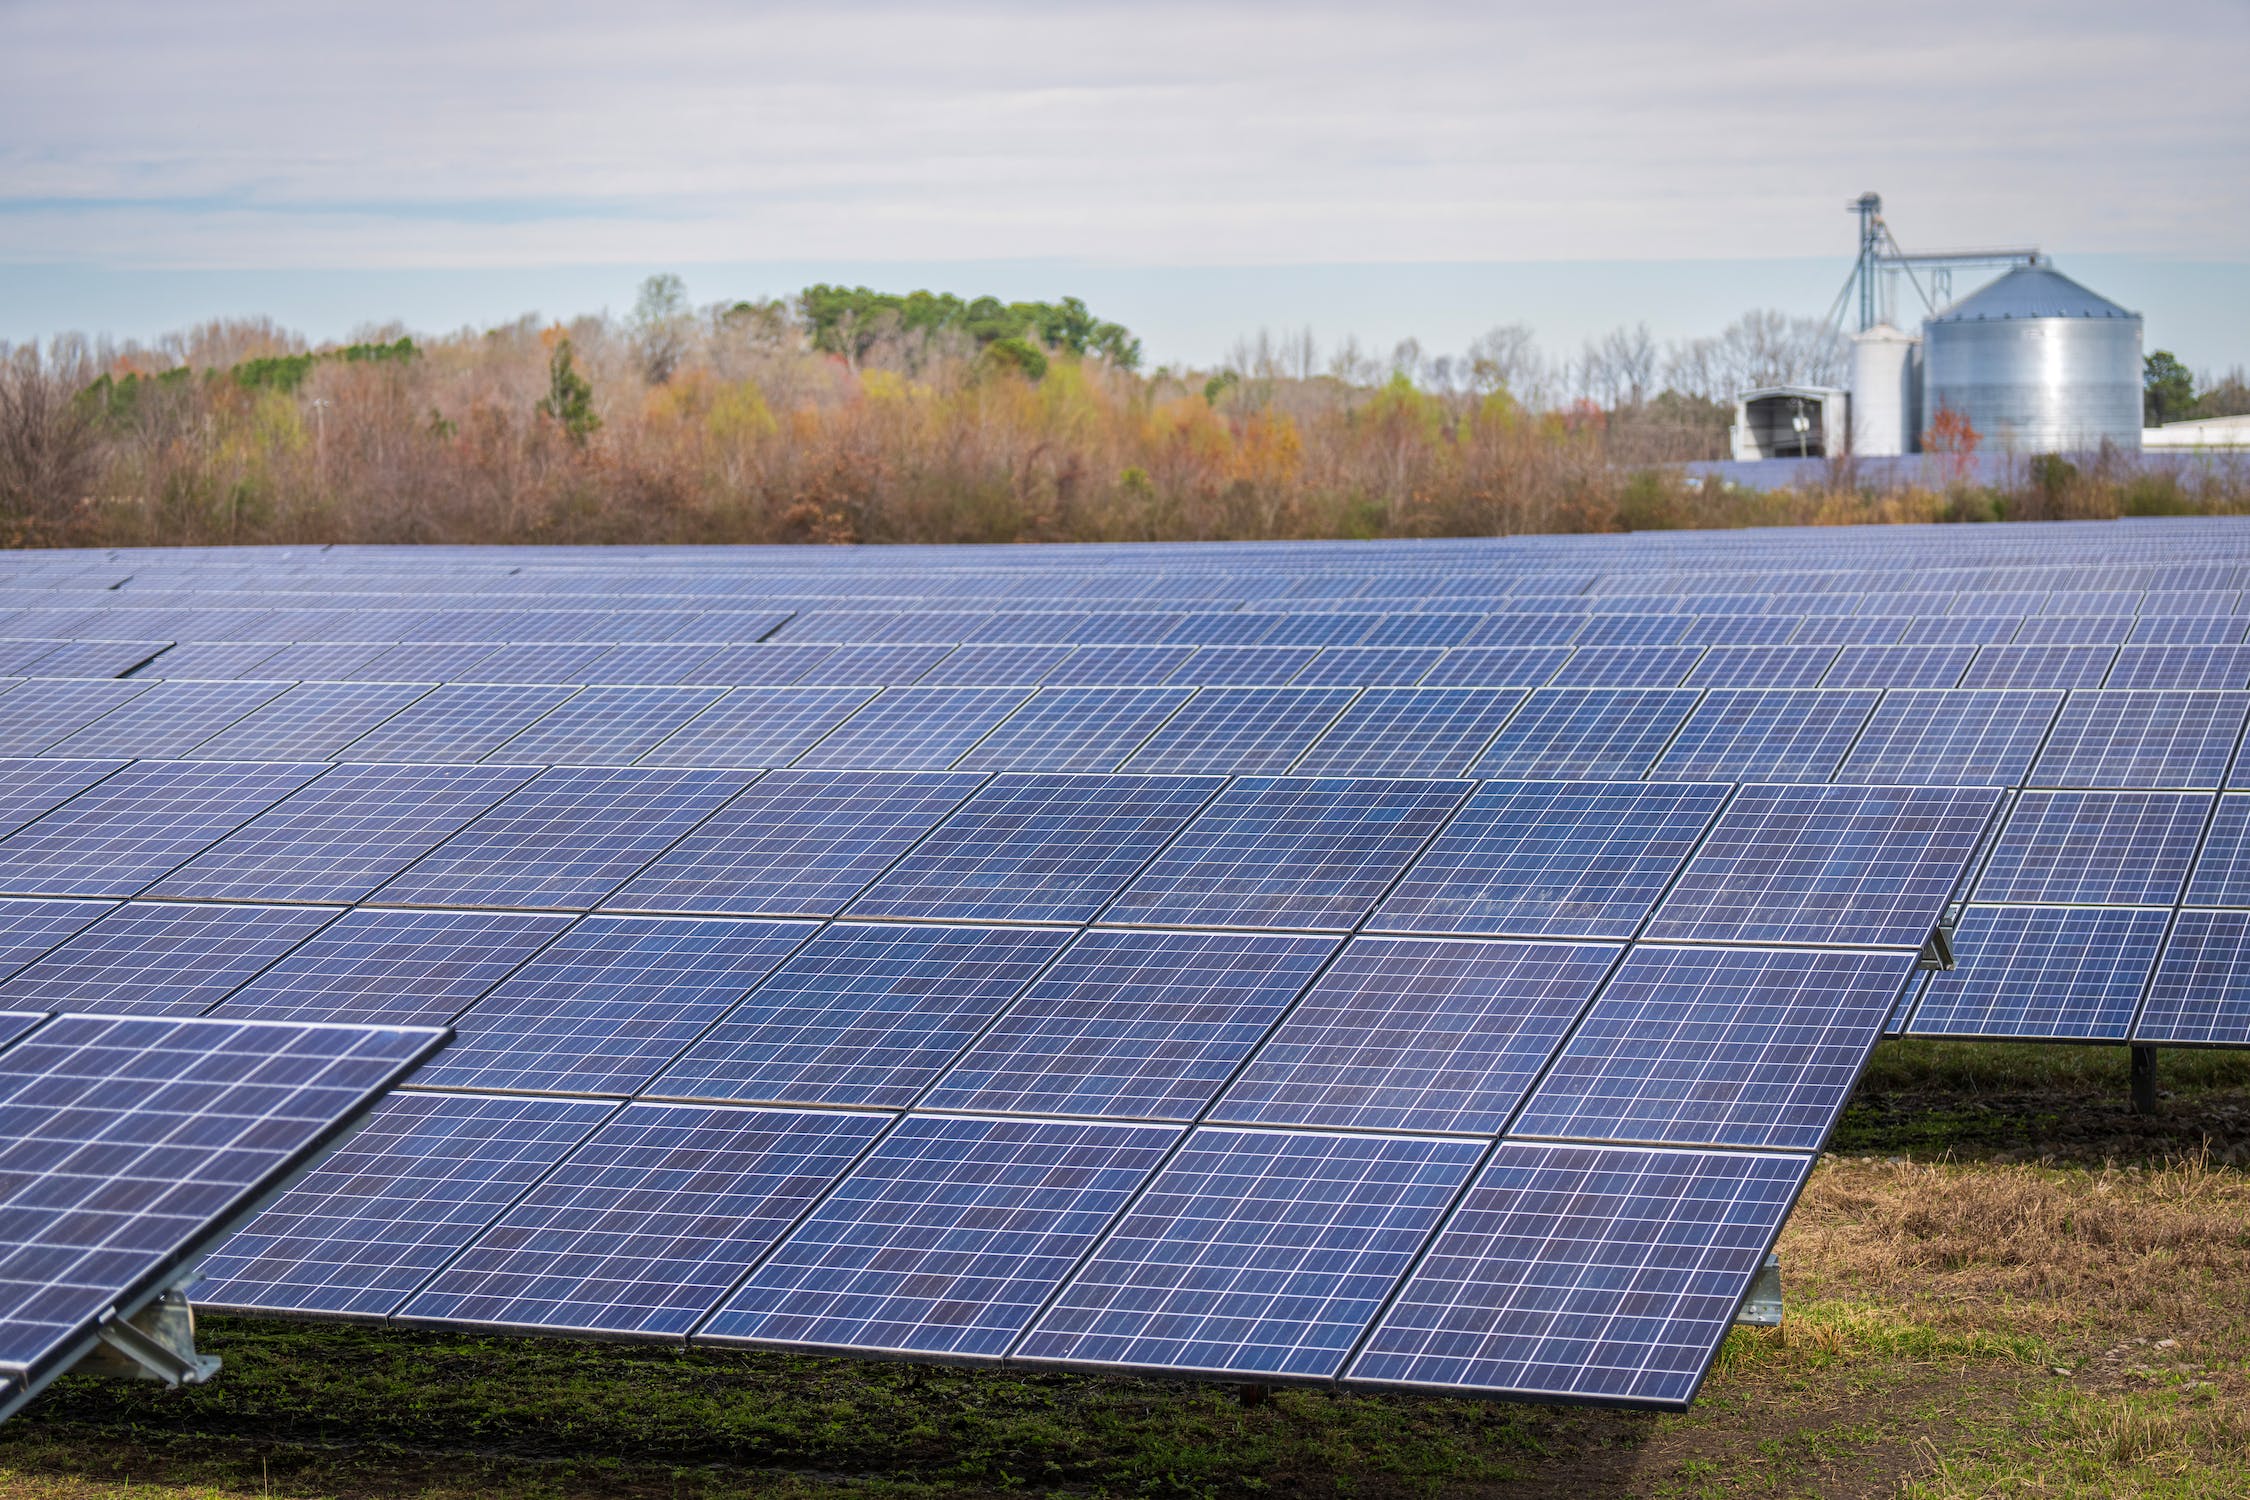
[1928,265,2137,323]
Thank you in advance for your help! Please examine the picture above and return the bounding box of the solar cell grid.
[847,772,1219,924]
[0,759,125,842]
[1104,775,1471,931]
[337,682,578,762]
[2137,910,2250,1044]
[1119,687,1356,773]
[1369,780,1730,939]
[195,1091,618,1318]
[0,760,329,898]
[1908,905,2168,1039]
[1349,1143,1810,1407]
[1975,790,2209,906]
[491,686,727,763]
[1016,1127,1485,1380]
[1458,613,1584,648]
[370,765,755,910]
[18,640,171,678]
[916,645,1074,686]
[1471,688,1701,781]
[2104,645,2250,692]
[1039,645,1194,686]
[150,762,540,903]
[1960,645,2116,691]
[1650,688,1876,782]
[1818,644,1972,690]
[952,687,1190,773]
[1680,645,1837,689]
[1834,690,2062,785]
[704,1114,1181,1359]
[182,681,433,761]
[1545,645,1703,689]
[0,901,341,1015]
[1211,936,1615,1134]
[1647,784,1999,948]
[1290,687,1525,778]
[1512,945,1914,1151]
[651,922,1072,1108]
[924,929,1336,1120]
[1416,646,1568,688]
[1289,647,1445,687]
[399,1103,890,1337]
[2010,616,2132,647]
[1163,647,1318,686]
[793,686,1031,769]
[213,907,572,1027]
[0,898,117,979]
[636,686,876,767]
[2030,690,2250,789]
[0,680,155,755]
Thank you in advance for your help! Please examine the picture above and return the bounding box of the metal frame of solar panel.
[5,524,2250,1419]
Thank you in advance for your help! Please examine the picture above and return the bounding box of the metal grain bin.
[1922,266,2142,453]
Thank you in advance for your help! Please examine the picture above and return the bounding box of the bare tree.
[0,341,100,542]
[630,273,695,385]
[1466,324,1545,405]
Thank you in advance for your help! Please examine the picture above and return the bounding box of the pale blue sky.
[4,1,2245,370]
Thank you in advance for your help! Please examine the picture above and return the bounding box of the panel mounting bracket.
[76,1287,222,1387]
[1916,920,1956,972]
[1733,1253,1784,1328]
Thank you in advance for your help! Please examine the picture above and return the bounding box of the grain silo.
[1849,324,1920,457]
[1921,266,2143,452]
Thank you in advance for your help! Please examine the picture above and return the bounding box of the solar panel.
[0,901,341,1015]
[212,907,572,1026]
[1041,645,1195,686]
[1681,645,1837,690]
[194,1091,618,1317]
[1211,936,1614,1133]
[1512,945,1914,1150]
[1015,1127,1483,1380]
[2029,690,2250,788]
[1416,646,1569,688]
[2185,793,2250,904]
[0,1014,442,1396]
[370,766,755,910]
[792,644,954,685]
[847,773,1221,924]
[180,681,432,760]
[40,680,288,758]
[951,687,1190,773]
[602,770,977,917]
[1119,687,1356,773]
[1974,790,2208,906]
[416,915,811,1094]
[0,759,125,842]
[916,645,1073,686]
[636,686,876,767]
[1646,784,1999,947]
[1961,644,2115,691]
[1907,905,2168,1039]
[15,639,169,678]
[1470,689,1702,781]
[0,898,118,979]
[1546,646,1702,688]
[792,686,1031,769]
[0,760,328,898]
[1164,647,1319,687]
[1832,690,2062,785]
[1103,776,1472,931]
[2104,645,2250,691]
[338,683,579,762]
[923,930,1336,1119]
[149,762,540,903]
[702,1114,1180,1359]
[490,686,728,764]
[1819,643,1972,690]
[0,680,154,755]
[1290,647,1444,687]
[2136,910,2250,1045]
[650,923,1072,1108]
[1347,1142,1810,1407]
[1650,688,1877,781]
[396,1103,889,1337]
[1369,781,1730,938]
[1290,688,1526,778]
[1575,614,1692,649]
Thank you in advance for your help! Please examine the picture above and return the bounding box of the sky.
[3,0,2247,370]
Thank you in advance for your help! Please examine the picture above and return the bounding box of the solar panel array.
[0,521,2242,1410]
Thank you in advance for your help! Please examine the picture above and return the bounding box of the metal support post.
[76,1288,222,1386]
[1734,1253,1785,1329]
[2131,1044,2159,1116]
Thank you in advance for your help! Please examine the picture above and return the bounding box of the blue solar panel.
[0,901,341,1015]
[1470,689,1701,781]
[651,923,1072,1108]
[1369,781,1730,938]
[1460,613,1584,648]
[923,930,1335,1119]
[951,687,1190,773]
[2130,616,2247,646]
[1290,647,1444,687]
[1900,615,2016,646]
[41,680,288,758]
[604,770,981,917]
[1908,905,2168,1039]
[1574,614,1692,648]
[1832,689,2062,785]
[1119,687,1356,773]
[1513,945,1914,1150]
[792,644,962,685]
[1211,936,1614,1133]
[1259,612,1381,648]
[1017,1127,1483,1379]
[1546,645,1702,688]
[1347,1143,1809,1408]
[0,760,328,898]
[1291,688,1525,778]
[338,683,579,762]
[1818,644,1972,690]
[672,643,837,685]
[0,759,125,841]
[150,762,540,903]
[0,898,117,979]
[194,1091,617,1318]
[2012,616,2132,647]
[1791,615,1908,646]
[1680,645,1836,689]
[418,916,813,1094]
[2137,911,2250,1045]
[793,686,1032,769]
[1960,644,2116,691]
[213,907,571,1026]
[916,645,1073,686]
[1974,790,2208,905]
[1041,645,1195,686]
[490,686,728,763]
[1646,784,1999,947]
[181,681,433,760]
[1104,776,1471,931]
[397,1103,889,1337]
[369,766,753,910]
[0,681,154,755]
[0,1014,442,1387]
[1650,688,1876,781]
[636,686,876,766]
[2186,793,2250,904]
[1416,646,1569,688]
[11,640,167,679]
[847,773,1219,924]
[1164,647,1319,686]
[2030,690,2250,788]
[2104,645,2250,691]
[702,1115,1181,1359]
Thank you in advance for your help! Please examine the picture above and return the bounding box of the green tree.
[2145,350,2196,425]
[537,339,599,444]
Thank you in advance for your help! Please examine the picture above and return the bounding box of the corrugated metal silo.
[1850,324,1920,456]
[1921,266,2142,452]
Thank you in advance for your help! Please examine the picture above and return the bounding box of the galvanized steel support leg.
[2131,1044,2159,1116]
